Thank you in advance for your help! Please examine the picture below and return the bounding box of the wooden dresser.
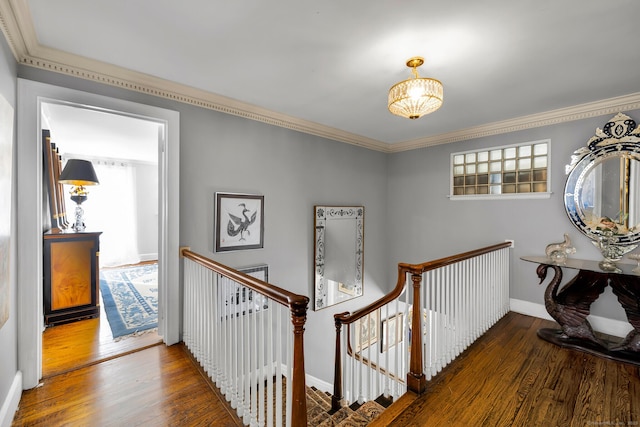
[43,231,102,325]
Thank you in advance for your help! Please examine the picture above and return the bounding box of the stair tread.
[302,386,387,426]
[316,406,354,426]
[354,401,385,421]
[306,387,332,411]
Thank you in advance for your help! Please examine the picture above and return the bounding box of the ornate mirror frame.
[314,206,364,310]
[564,112,640,265]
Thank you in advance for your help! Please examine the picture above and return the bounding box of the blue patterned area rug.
[99,263,158,339]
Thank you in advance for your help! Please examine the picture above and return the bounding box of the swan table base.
[522,256,640,367]
[537,328,640,367]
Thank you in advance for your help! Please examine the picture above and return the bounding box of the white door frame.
[17,79,180,389]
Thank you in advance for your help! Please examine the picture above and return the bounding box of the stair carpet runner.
[305,386,387,426]
[259,379,389,426]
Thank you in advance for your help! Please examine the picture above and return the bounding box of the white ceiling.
[2,1,640,152]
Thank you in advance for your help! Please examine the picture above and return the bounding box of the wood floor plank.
[385,312,640,426]
[14,311,640,426]
[42,292,161,378]
[12,344,242,426]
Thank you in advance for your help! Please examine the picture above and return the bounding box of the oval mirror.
[564,113,640,263]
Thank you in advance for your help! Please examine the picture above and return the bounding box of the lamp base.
[72,204,86,232]
[70,193,88,232]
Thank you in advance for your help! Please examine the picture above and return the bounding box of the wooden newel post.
[290,297,309,426]
[332,313,348,412]
[407,272,427,394]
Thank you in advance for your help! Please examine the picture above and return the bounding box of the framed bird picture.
[215,192,264,252]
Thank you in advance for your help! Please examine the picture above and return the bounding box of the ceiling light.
[388,57,443,120]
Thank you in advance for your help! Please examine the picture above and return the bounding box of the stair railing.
[332,242,512,411]
[181,248,309,427]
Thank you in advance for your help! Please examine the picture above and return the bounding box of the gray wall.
[387,111,640,322]
[17,67,389,383]
[17,62,639,384]
[0,30,18,418]
[178,106,389,382]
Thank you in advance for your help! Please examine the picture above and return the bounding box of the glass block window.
[451,140,550,198]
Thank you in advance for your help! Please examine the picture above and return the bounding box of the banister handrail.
[181,247,309,426]
[399,241,512,273]
[181,248,309,309]
[335,264,409,326]
[336,242,512,326]
[332,241,513,411]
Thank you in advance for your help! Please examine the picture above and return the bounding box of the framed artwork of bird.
[215,192,264,252]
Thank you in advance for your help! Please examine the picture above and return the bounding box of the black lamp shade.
[58,159,99,186]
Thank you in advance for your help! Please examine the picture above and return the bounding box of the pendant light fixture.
[388,56,443,119]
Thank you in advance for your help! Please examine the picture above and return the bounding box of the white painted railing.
[333,242,512,411]
[420,245,511,380]
[182,249,308,427]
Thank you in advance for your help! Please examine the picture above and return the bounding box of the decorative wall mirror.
[314,206,364,310]
[564,112,640,269]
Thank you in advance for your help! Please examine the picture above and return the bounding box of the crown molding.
[390,92,640,153]
[0,0,27,60]
[1,1,639,154]
[0,1,391,152]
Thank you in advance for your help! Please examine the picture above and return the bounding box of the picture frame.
[239,264,269,282]
[381,312,404,352]
[408,306,428,338]
[42,130,68,232]
[215,192,264,252]
[338,281,356,296]
[220,264,269,318]
[354,310,379,352]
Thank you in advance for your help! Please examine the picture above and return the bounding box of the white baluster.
[285,315,293,427]
[243,294,251,424]
[265,300,273,427]
[275,304,283,427]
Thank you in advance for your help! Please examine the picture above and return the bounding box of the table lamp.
[58,159,99,232]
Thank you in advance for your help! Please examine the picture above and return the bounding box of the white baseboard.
[139,253,158,262]
[275,363,332,395]
[510,298,633,338]
[0,371,22,427]
[306,374,333,394]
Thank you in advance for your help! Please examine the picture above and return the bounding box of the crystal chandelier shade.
[388,57,443,120]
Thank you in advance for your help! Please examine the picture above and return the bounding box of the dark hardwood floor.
[13,311,640,426]
[373,312,640,426]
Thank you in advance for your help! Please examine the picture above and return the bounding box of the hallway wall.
[0,27,19,427]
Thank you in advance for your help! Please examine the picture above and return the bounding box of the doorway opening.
[40,101,163,377]
[17,78,180,389]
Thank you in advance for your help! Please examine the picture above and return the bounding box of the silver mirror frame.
[314,206,364,310]
[564,112,640,247]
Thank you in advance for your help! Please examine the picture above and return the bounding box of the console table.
[521,256,640,366]
[43,231,102,325]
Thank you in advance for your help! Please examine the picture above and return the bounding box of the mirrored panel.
[578,156,640,234]
[564,113,640,267]
[314,206,364,310]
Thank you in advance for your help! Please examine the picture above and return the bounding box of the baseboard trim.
[0,371,22,427]
[510,298,633,338]
[306,373,332,394]
[139,253,158,262]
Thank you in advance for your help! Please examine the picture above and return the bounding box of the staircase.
[306,386,388,426]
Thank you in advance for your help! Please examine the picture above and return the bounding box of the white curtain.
[64,158,140,267]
